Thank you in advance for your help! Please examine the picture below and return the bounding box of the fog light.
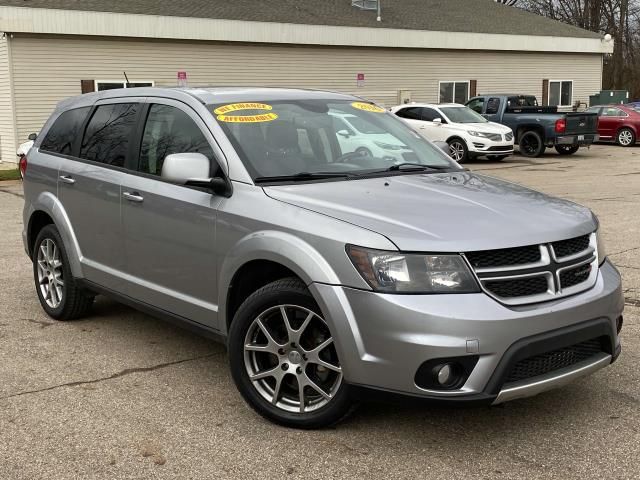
[414,356,479,391]
[436,364,453,385]
[616,316,623,334]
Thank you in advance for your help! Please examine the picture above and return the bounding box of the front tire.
[33,225,94,320]
[616,128,635,147]
[554,145,580,155]
[447,138,468,163]
[228,278,353,429]
[518,131,546,157]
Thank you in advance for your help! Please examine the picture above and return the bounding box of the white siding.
[10,34,604,142]
[0,34,16,164]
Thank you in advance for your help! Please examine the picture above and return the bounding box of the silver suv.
[23,87,623,428]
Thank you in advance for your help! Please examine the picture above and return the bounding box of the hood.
[264,172,595,252]
[463,122,511,133]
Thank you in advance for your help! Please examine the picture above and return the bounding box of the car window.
[602,107,627,117]
[79,103,139,167]
[139,104,216,176]
[486,98,501,115]
[421,108,441,122]
[586,106,602,115]
[439,106,488,123]
[466,98,484,114]
[395,107,423,120]
[40,107,91,155]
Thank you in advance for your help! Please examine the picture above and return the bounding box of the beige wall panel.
[0,34,16,163]
[10,35,603,142]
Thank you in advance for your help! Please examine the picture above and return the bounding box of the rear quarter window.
[40,107,91,155]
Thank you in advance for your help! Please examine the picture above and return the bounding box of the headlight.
[467,131,492,138]
[596,229,606,266]
[346,245,480,293]
[374,141,405,151]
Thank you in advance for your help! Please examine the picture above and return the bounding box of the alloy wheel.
[36,238,64,308]
[243,305,342,413]
[449,141,466,161]
[618,129,634,146]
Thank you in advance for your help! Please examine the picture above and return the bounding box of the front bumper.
[310,259,623,403]
[555,133,599,146]
[467,139,515,156]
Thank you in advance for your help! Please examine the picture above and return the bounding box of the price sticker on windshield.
[351,102,386,113]
[217,113,278,123]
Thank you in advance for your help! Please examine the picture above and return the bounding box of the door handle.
[59,175,76,185]
[123,191,144,203]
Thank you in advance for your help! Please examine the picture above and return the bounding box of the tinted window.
[395,107,422,120]
[486,98,501,115]
[139,104,215,176]
[421,108,441,122]
[586,106,602,115]
[602,107,626,117]
[80,103,139,167]
[40,107,90,155]
[466,98,484,113]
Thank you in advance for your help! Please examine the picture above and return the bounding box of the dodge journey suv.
[23,87,623,429]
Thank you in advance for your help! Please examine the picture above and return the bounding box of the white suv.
[391,103,514,163]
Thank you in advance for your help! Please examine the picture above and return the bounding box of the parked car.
[586,104,640,147]
[466,94,599,157]
[390,103,514,163]
[330,111,412,162]
[23,87,623,429]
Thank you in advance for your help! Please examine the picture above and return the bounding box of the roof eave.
[0,6,614,54]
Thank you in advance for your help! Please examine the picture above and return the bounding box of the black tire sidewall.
[519,131,544,157]
[33,225,71,318]
[228,279,352,429]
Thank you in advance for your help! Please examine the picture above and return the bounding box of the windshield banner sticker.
[214,103,277,123]
[351,102,386,113]
[217,113,278,123]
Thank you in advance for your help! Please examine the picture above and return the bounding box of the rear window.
[40,107,91,155]
[79,103,139,167]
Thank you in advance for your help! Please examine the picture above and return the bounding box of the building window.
[95,80,154,91]
[549,80,573,107]
[439,81,469,104]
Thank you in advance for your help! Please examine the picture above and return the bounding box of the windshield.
[210,100,457,181]
[439,107,488,124]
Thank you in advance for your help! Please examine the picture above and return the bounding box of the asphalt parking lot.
[0,144,638,480]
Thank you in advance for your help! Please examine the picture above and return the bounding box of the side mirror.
[161,152,231,197]
[337,129,351,138]
[28,133,37,141]
[432,117,443,125]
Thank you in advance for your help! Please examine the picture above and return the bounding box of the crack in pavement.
[0,187,24,198]
[0,352,221,401]
[610,246,640,256]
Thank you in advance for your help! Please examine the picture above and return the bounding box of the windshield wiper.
[384,163,451,172]
[254,172,353,184]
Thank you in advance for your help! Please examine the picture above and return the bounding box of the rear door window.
[79,103,140,167]
[395,107,423,120]
[138,104,215,176]
[602,107,627,117]
[40,107,91,156]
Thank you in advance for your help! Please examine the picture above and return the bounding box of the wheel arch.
[515,125,545,143]
[616,124,637,139]
[26,191,84,278]
[218,231,343,336]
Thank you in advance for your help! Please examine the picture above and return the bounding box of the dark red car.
[587,104,640,147]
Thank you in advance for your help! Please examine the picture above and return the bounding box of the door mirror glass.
[161,152,210,184]
[337,129,351,138]
[433,117,443,125]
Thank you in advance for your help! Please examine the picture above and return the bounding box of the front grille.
[484,276,548,298]
[560,263,592,289]
[505,337,604,384]
[466,245,541,269]
[552,234,590,258]
[485,133,502,142]
[487,145,513,152]
[504,131,514,141]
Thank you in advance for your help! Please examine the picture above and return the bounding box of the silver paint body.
[22,87,623,401]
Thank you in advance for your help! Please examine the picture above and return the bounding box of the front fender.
[27,191,84,278]
[217,230,345,335]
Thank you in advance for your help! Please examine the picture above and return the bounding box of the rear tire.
[33,225,94,320]
[616,128,635,147]
[518,131,545,157]
[228,277,354,429]
[554,145,580,155]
